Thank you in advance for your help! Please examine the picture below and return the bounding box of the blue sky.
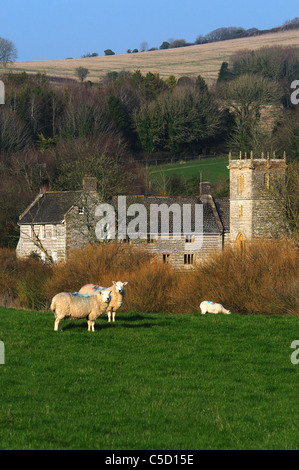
[1,0,298,61]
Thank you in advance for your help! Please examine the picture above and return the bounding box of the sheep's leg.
[107,311,111,322]
[54,318,61,331]
[91,321,95,332]
[87,320,91,331]
[112,312,116,322]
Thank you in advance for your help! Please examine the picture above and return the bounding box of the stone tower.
[228,151,287,244]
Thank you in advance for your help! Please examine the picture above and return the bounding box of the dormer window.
[78,206,84,215]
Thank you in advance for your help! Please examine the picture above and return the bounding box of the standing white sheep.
[79,281,128,322]
[50,290,112,332]
[200,301,231,315]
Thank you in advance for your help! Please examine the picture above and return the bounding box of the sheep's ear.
[123,281,128,286]
[112,281,116,285]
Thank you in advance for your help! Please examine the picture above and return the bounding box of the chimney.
[40,177,50,193]
[83,175,97,192]
[199,181,211,197]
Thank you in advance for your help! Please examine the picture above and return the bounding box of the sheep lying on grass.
[200,301,231,315]
[79,281,128,322]
[50,290,112,332]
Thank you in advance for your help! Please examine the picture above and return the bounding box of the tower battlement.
[228,151,287,171]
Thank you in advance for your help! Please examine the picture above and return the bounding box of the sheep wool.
[50,290,111,332]
[79,281,128,322]
[200,301,231,315]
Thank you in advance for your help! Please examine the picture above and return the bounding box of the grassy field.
[0,307,298,450]
[10,30,299,83]
[149,156,229,186]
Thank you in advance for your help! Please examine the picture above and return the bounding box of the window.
[239,204,243,218]
[238,175,245,194]
[184,253,194,265]
[52,225,57,239]
[147,234,156,244]
[185,235,195,243]
[121,235,132,245]
[162,253,172,264]
[264,173,273,190]
[78,206,84,215]
[40,225,46,239]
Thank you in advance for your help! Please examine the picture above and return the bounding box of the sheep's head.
[112,281,128,294]
[100,289,112,303]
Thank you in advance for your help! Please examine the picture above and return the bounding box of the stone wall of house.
[16,223,66,262]
[132,233,223,269]
[65,193,101,256]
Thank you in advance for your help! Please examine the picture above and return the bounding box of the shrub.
[15,257,52,310]
[0,248,19,306]
[0,249,52,309]
[191,240,299,315]
[1,240,298,315]
[43,243,153,301]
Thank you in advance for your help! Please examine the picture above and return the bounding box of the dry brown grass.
[9,30,299,84]
[44,240,298,315]
[1,239,298,314]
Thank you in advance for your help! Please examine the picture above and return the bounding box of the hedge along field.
[0,308,298,450]
[0,239,298,315]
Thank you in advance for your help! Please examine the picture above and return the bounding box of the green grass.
[0,308,298,450]
[149,156,229,185]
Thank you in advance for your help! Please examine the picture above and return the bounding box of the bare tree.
[0,37,18,71]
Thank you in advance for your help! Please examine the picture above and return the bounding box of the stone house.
[16,153,287,268]
[16,176,100,263]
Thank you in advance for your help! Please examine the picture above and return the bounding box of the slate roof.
[18,191,230,235]
[18,191,81,225]
[111,195,229,234]
[214,198,230,233]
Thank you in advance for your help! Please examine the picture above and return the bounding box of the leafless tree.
[0,37,17,71]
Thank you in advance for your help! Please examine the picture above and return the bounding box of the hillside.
[11,29,299,84]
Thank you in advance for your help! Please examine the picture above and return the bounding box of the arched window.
[264,173,273,190]
[236,233,245,254]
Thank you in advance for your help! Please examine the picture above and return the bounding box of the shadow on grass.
[60,314,159,331]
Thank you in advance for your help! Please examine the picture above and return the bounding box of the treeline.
[84,17,299,56]
[1,44,299,248]
[133,17,299,52]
